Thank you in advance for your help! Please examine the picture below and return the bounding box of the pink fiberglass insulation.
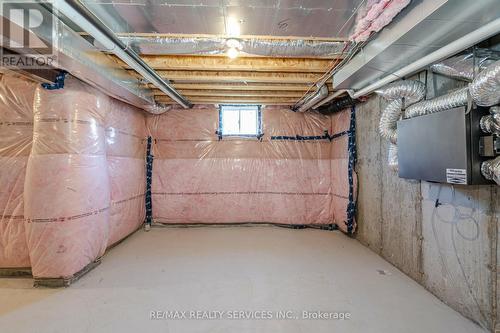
[0,74,36,268]
[147,105,357,233]
[350,0,411,42]
[24,76,110,278]
[105,99,146,246]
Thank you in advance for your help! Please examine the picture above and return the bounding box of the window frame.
[218,104,262,138]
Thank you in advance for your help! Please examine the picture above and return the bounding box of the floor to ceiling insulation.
[0,227,484,333]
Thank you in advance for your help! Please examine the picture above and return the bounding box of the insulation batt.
[147,105,357,233]
[24,77,110,278]
[350,0,411,42]
[105,99,146,246]
[0,74,36,268]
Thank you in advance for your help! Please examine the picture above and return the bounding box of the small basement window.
[219,105,261,137]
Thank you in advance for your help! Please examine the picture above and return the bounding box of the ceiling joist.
[143,70,321,84]
[119,55,334,73]
[153,89,306,98]
[148,83,323,92]
[156,95,298,105]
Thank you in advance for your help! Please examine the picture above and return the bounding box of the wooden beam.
[156,95,298,104]
[154,89,305,97]
[127,55,333,73]
[148,82,314,91]
[135,70,321,84]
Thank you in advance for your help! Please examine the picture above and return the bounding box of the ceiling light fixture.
[227,47,239,59]
[226,38,242,59]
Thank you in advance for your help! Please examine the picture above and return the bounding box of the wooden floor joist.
[139,70,322,84]
[153,89,305,97]
[148,82,331,91]
[156,95,298,104]
[125,55,333,73]
[111,45,335,105]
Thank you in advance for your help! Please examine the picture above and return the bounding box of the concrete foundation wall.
[354,71,499,331]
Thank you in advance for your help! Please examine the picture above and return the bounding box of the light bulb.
[227,47,239,59]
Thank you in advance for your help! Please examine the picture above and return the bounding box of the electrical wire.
[431,185,487,328]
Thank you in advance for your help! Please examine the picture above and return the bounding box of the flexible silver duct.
[377,80,426,144]
[376,80,426,171]
[481,156,500,185]
[387,143,399,172]
[429,53,496,82]
[119,36,345,58]
[480,106,500,135]
[403,60,500,120]
[469,59,500,106]
[404,87,469,119]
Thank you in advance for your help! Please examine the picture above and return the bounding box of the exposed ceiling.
[82,0,365,38]
[5,0,496,109]
[113,53,338,105]
[79,0,363,106]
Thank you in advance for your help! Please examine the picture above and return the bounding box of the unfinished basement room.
[1,0,500,332]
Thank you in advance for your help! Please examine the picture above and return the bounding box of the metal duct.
[53,0,192,110]
[469,59,500,106]
[387,143,399,172]
[377,81,426,144]
[404,87,469,119]
[481,156,500,185]
[295,85,329,113]
[480,106,500,135]
[317,96,357,115]
[350,17,500,99]
[376,80,425,171]
[119,36,346,58]
[430,52,497,82]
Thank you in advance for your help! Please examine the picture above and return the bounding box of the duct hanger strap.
[41,71,67,90]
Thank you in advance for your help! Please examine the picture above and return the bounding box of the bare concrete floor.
[0,226,486,333]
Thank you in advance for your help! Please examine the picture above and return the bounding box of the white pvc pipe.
[351,17,500,99]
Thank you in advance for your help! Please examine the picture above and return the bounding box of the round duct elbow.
[481,156,500,185]
[470,59,500,106]
[376,80,426,145]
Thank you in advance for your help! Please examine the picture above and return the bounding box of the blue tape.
[145,136,153,226]
[41,71,67,90]
[329,130,349,140]
[345,105,357,234]
[271,131,330,141]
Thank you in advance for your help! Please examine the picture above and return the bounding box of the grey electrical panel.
[397,106,493,185]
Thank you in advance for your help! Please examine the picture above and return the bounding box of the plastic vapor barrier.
[147,105,357,233]
[0,74,36,268]
[105,99,146,246]
[24,77,111,278]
